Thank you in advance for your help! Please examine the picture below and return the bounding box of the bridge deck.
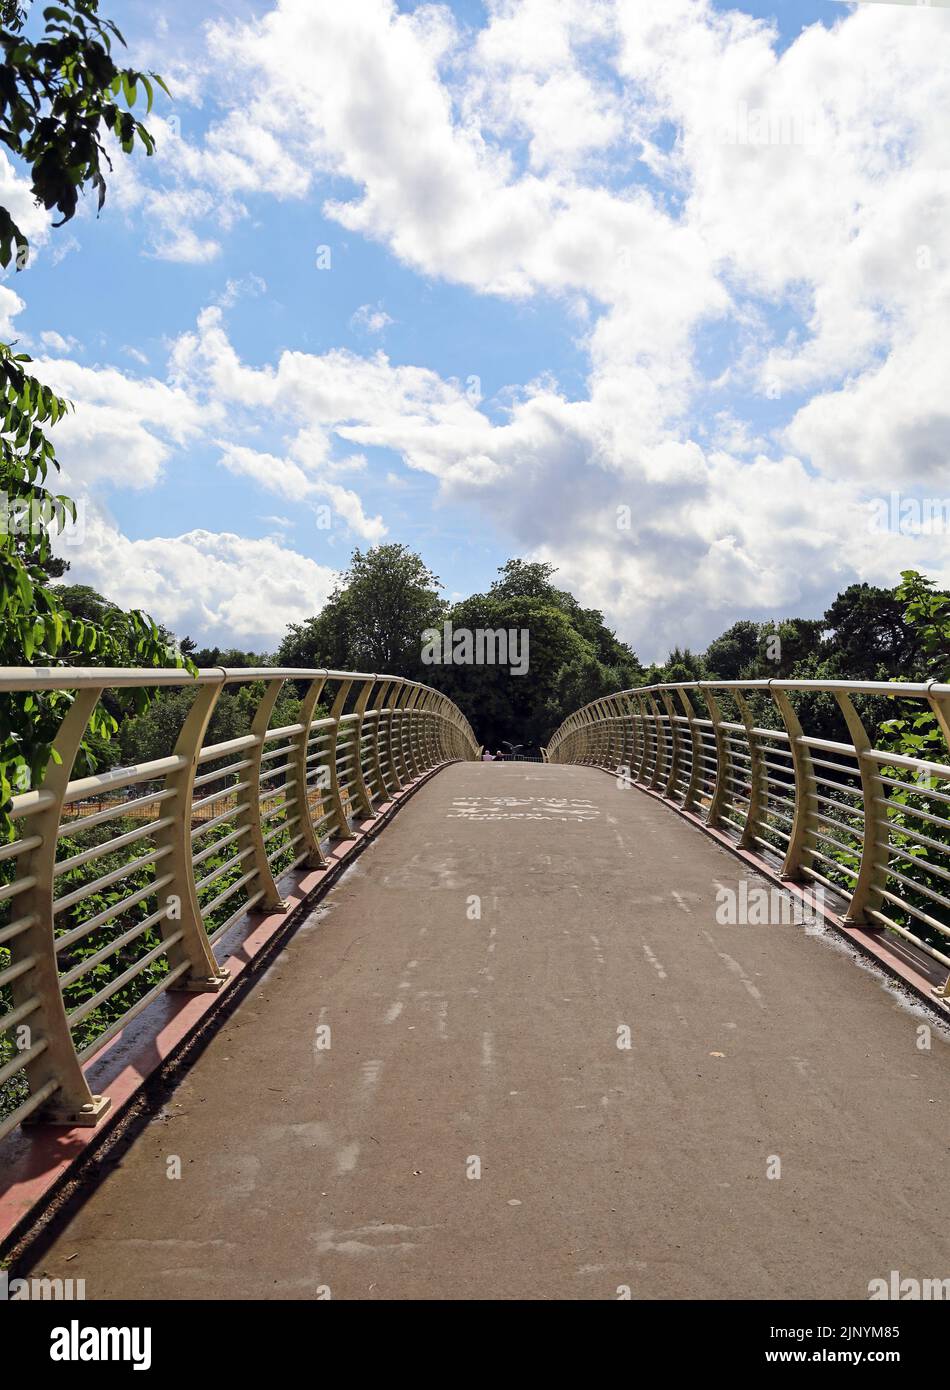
[22,763,949,1300]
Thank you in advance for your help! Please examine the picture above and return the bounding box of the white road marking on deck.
[361,1059,383,1091]
[642,942,667,980]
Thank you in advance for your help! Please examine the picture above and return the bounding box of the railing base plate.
[170,970,230,994]
[25,1094,112,1129]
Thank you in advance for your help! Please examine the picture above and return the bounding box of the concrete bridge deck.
[19,763,949,1300]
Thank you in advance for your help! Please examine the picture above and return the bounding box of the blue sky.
[4,0,949,659]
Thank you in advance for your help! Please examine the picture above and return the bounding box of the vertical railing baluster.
[13,686,112,1126]
[704,687,730,829]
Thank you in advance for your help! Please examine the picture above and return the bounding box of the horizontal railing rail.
[0,666,479,1140]
[544,678,950,1003]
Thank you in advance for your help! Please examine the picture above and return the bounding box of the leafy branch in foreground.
[0,2,186,836]
[0,0,168,266]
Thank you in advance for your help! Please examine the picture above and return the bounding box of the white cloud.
[0,284,25,338]
[0,152,52,257]
[29,357,210,489]
[217,442,386,541]
[39,329,80,354]
[58,513,338,650]
[217,273,267,308]
[350,302,394,335]
[20,0,950,658]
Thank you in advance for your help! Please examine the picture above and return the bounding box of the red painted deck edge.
[0,762,452,1251]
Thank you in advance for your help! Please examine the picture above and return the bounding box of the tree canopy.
[279,544,444,676]
[276,546,643,750]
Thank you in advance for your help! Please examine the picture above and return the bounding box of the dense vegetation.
[40,552,950,759]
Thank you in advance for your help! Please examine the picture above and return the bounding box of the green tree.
[704,620,760,680]
[819,582,924,680]
[427,560,643,748]
[186,644,269,669]
[659,645,707,684]
[430,594,592,749]
[871,571,950,957]
[279,544,445,677]
[119,683,300,769]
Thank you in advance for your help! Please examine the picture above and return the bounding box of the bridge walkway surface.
[19,763,950,1300]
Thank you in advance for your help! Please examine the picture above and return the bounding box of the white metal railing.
[545,678,950,1001]
[0,667,479,1140]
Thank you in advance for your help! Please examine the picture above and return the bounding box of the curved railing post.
[833,691,888,926]
[436,695,452,763]
[237,676,293,909]
[678,687,703,814]
[607,696,625,770]
[349,677,377,819]
[704,687,730,828]
[388,681,409,789]
[383,679,403,792]
[404,685,424,779]
[158,676,231,990]
[649,692,668,790]
[601,700,614,767]
[600,700,613,767]
[624,696,639,775]
[586,701,601,765]
[418,689,436,769]
[326,678,356,838]
[372,679,392,796]
[735,688,766,850]
[770,686,814,882]
[660,690,682,799]
[616,693,634,774]
[366,679,391,801]
[290,673,329,869]
[633,694,651,782]
[10,686,111,1126]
